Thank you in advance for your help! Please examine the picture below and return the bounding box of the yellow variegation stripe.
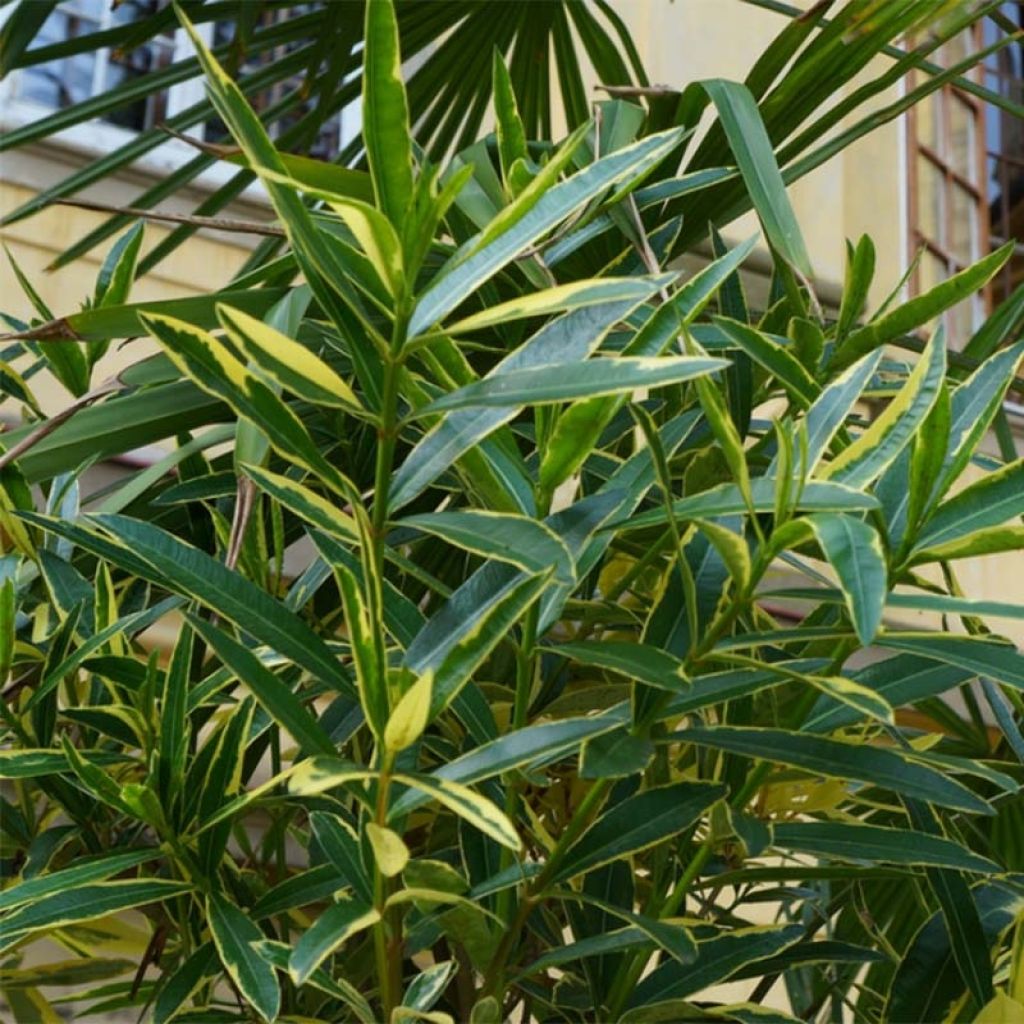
[217,304,362,410]
[393,773,520,851]
[445,277,672,335]
[326,198,403,298]
[694,519,751,592]
[333,557,388,740]
[287,902,381,986]
[287,757,377,797]
[140,311,360,506]
[241,463,358,542]
[821,330,945,488]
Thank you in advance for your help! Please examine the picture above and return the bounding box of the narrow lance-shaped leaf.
[409,125,687,337]
[702,78,811,276]
[88,513,353,696]
[398,510,574,585]
[188,614,336,757]
[821,328,946,489]
[363,0,414,226]
[334,557,388,740]
[410,356,728,417]
[288,899,380,986]
[771,821,998,873]
[544,641,690,694]
[392,772,521,850]
[216,303,362,412]
[805,513,887,645]
[551,781,726,884]
[206,892,280,1024]
[674,726,992,815]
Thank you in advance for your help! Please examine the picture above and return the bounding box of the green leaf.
[139,311,357,501]
[551,781,726,884]
[334,557,388,740]
[216,304,362,411]
[206,892,280,1023]
[915,458,1024,554]
[822,328,946,489]
[614,477,879,532]
[391,298,646,511]
[187,614,336,757]
[409,126,686,337]
[411,356,726,416]
[805,514,887,645]
[95,222,144,308]
[242,463,358,543]
[287,898,380,987]
[493,48,528,187]
[629,925,804,1007]
[387,772,520,851]
[790,350,882,474]
[88,514,352,696]
[714,316,819,407]
[886,881,1024,1023]
[836,234,876,339]
[363,0,413,226]
[404,566,551,718]
[880,633,1024,691]
[399,510,574,585]
[931,341,1024,505]
[309,812,373,904]
[389,710,628,818]
[0,880,191,948]
[0,849,159,914]
[702,78,811,275]
[771,821,998,873]
[834,243,1014,369]
[444,275,674,335]
[545,641,689,693]
[675,726,992,815]
[9,288,288,343]
[579,729,655,779]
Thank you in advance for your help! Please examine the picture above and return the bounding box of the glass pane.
[916,157,946,246]
[64,0,106,21]
[103,42,173,130]
[20,53,95,108]
[948,289,978,347]
[949,95,977,182]
[950,185,979,264]
[944,29,973,69]
[916,93,939,151]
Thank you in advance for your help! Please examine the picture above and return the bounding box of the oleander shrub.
[3,1,1024,1022]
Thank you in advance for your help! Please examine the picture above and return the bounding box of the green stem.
[484,777,612,998]
[368,309,409,1022]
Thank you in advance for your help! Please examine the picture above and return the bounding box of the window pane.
[950,184,979,264]
[916,157,946,246]
[916,94,939,151]
[949,95,977,183]
[20,53,95,108]
[103,42,173,130]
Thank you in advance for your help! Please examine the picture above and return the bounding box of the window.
[12,0,178,133]
[0,0,354,166]
[906,6,1024,343]
[983,4,1024,304]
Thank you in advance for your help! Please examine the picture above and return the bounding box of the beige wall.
[614,0,905,304]
[0,147,262,417]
